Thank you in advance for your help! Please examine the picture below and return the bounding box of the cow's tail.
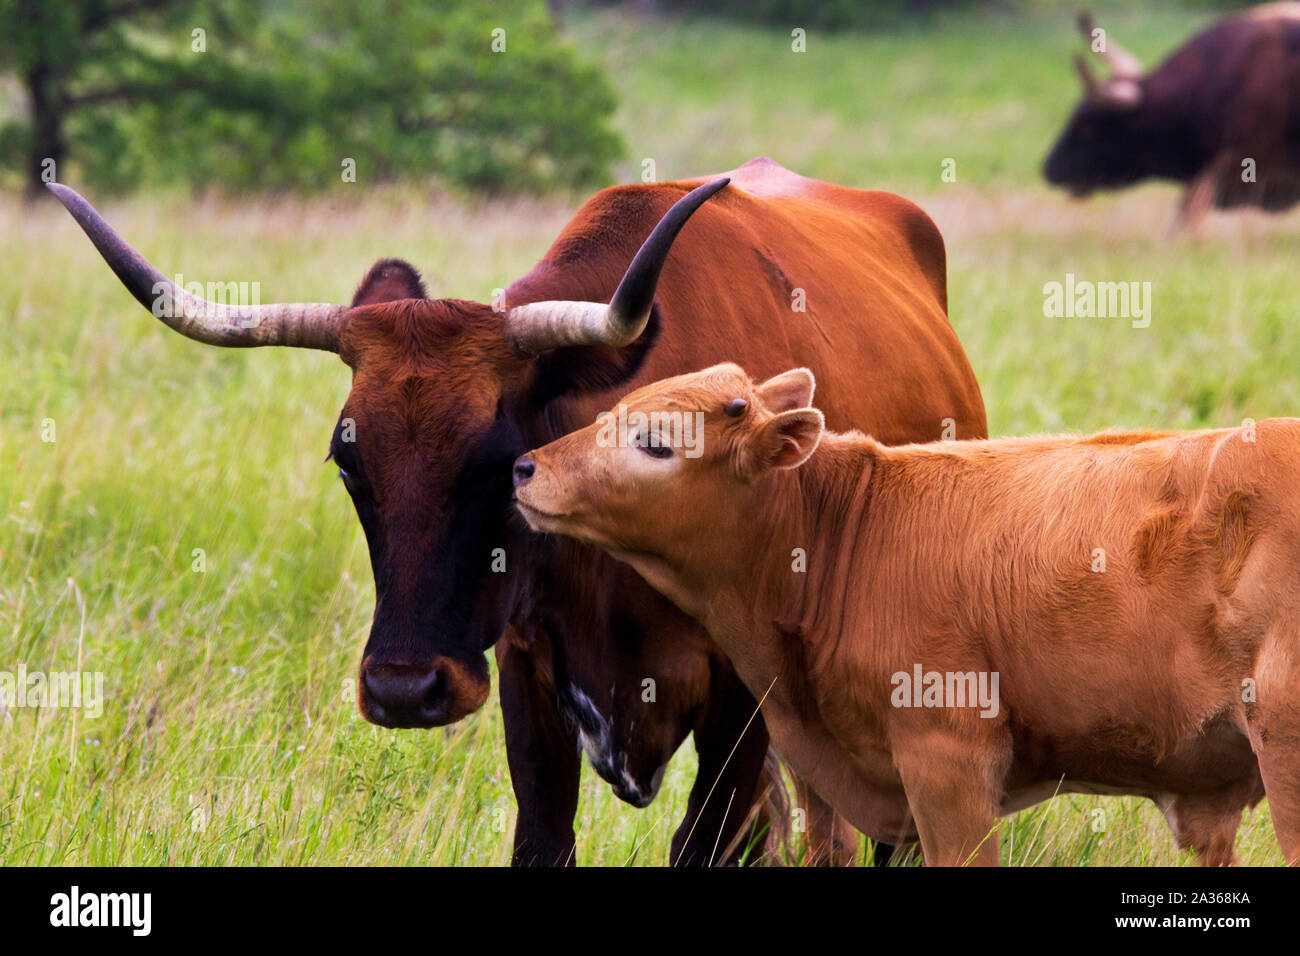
[748,757,866,866]
[717,749,793,866]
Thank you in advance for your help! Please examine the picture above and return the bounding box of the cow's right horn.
[503,177,729,356]
[48,183,345,352]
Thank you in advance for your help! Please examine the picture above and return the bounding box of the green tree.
[0,0,622,196]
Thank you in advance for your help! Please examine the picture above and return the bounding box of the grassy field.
[2,3,1294,865]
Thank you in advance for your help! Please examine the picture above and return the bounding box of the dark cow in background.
[48,158,985,865]
[1045,6,1300,228]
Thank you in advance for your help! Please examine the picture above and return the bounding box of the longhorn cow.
[49,158,986,865]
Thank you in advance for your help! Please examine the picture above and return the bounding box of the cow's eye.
[640,441,673,460]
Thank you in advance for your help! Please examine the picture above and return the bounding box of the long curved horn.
[1077,11,1142,80]
[1074,52,1100,95]
[503,177,730,356]
[47,183,344,351]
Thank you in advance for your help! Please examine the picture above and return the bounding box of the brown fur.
[334,160,985,865]
[517,363,1300,866]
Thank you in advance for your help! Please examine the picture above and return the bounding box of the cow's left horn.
[503,177,730,356]
[1076,11,1142,80]
[47,183,344,352]
[1074,53,1100,94]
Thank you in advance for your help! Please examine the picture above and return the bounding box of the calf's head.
[48,177,729,728]
[513,363,825,587]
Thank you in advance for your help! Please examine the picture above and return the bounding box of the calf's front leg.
[894,732,1003,867]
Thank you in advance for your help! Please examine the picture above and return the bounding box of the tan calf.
[513,362,1300,866]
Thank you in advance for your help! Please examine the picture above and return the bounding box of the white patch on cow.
[563,683,613,767]
[560,683,663,808]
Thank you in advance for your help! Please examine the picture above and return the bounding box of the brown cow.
[1044,6,1300,229]
[48,159,985,865]
[514,362,1300,866]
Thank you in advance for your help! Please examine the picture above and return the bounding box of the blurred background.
[2,0,1294,865]
[0,0,1258,197]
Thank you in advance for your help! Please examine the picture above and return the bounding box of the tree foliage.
[0,0,623,195]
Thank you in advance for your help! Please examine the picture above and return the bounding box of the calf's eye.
[640,441,673,460]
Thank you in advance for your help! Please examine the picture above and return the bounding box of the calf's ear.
[755,367,816,412]
[744,408,825,476]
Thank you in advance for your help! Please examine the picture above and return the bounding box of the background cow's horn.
[503,177,730,356]
[1076,11,1142,80]
[1073,53,1100,94]
[47,183,344,352]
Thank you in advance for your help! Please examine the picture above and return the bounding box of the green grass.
[569,2,1225,194]
[2,4,1292,865]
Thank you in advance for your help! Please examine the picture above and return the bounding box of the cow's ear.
[352,258,427,306]
[743,408,824,476]
[754,367,815,412]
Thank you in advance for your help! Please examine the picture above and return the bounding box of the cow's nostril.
[513,456,536,487]
[361,667,389,709]
[421,668,445,711]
